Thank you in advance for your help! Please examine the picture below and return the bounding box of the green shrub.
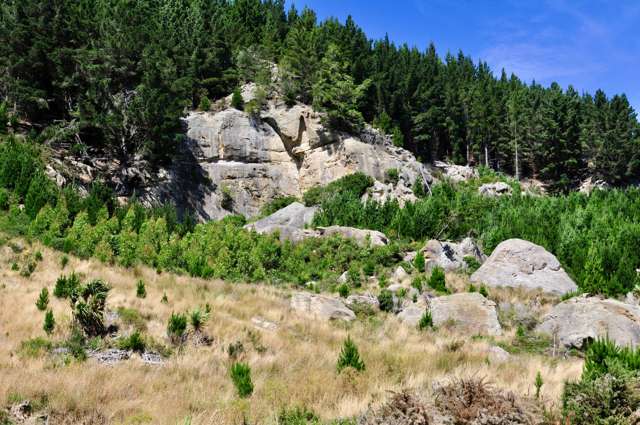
[71,279,110,337]
[337,283,350,298]
[43,310,55,335]
[53,272,80,299]
[385,168,399,185]
[377,289,394,312]
[468,284,477,292]
[463,256,481,273]
[62,327,87,360]
[161,292,168,304]
[535,371,544,399]
[19,337,52,358]
[60,255,69,268]
[418,310,433,330]
[411,276,424,292]
[391,126,404,148]
[0,188,9,210]
[118,330,146,352]
[167,312,187,343]
[189,308,208,332]
[337,336,365,372]
[198,95,211,111]
[136,280,146,298]
[478,286,489,298]
[34,251,43,261]
[231,87,244,110]
[277,407,321,425]
[428,266,447,293]
[347,265,362,288]
[230,362,253,398]
[36,287,49,311]
[413,253,425,273]
[412,175,427,198]
[116,306,147,331]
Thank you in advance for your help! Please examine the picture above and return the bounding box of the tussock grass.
[0,237,582,424]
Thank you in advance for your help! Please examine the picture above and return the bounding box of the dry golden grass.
[0,238,582,424]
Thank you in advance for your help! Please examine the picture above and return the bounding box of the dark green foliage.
[36,287,49,311]
[463,256,481,273]
[478,286,489,298]
[167,312,187,343]
[336,336,365,372]
[418,310,433,330]
[227,341,245,360]
[259,196,298,218]
[71,279,110,337]
[337,283,350,298]
[277,407,321,425]
[428,267,447,293]
[0,188,9,210]
[231,88,244,110]
[118,330,146,353]
[391,126,404,148]
[411,276,424,292]
[136,280,146,299]
[562,338,640,423]
[60,255,69,269]
[63,327,87,361]
[198,96,211,112]
[19,337,52,358]
[230,362,254,398]
[377,289,394,312]
[53,273,80,299]
[189,308,208,332]
[304,172,374,207]
[413,253,425,273]
[161,292,168,304]
[385,168,399,185]
[43,310,55,335]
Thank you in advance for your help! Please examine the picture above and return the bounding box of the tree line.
[1,0,638,189]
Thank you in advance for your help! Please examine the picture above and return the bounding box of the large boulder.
[244,202,317,242]
[429,293,502,336]
[536,296,640,349]
[397,305,425,327]
[479,182,512,197]
[470,239,577,295]
[316,226,388,247]
[420,238,485,272]
[432,161,478,183]
[290,292,355,322]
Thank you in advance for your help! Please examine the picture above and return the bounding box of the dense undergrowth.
[311,169,640,296]
[2,136,640,296]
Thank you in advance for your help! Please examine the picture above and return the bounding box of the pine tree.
[231,88,244,110]
[43,309,55,335]
[336,335,365,372]
[36,287,49,311]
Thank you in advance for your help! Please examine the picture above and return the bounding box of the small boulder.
[486,345,511,363]
[470,239,577,295]
[479,182,512,197]
[433,161,478,183]
[290,292,355,322]
[345,293,380,311]
[536,296,640,349]
[316,226,388,247]
[251,316,279,331]
[429,292,502,336]
[420,237,485,272]
[392,265,410,283]
[398,306,425,327]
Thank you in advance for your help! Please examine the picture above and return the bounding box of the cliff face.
[165,84,432,220]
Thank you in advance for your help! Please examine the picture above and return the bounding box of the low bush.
[259,196,298,217]
[53,272,80,299]
[337,336,365,372]
[43,310,55,335]
[71,279,110,337]
[230,362,253,398]
[35,287,49,311]
[19,337,52,358]
[167,312,187,343]
[377,289,394,312]
[189,308,208,332]
[428,266,447,293]
[136,280,146,298]
[118,330,146,353]
[413,253,425,273]
[418,310,433,330]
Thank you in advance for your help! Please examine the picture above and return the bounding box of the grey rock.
[429,293,502,336]
[420,237,485,272]
[88,348,131,365]
[141,352,164,365]
[478,182,512,197]
[486,345,511,363]
[432,161,478,183]
[470,239,578,295]
[316,226,388,247]
[290,292,355,322]
[251,316,279,331]
[345,293,380,311]
[337,271,349,284]
[536,296,640,349]
[246,202,316,232]
[397,306,425,327]
[392,266,410,283]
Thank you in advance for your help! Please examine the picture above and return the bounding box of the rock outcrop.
[429,293,502,336]
[478,182,512,197]
[290,292,355,321]
[420,238,485,272]
[397,305,425,327]
[470,239,577,295]
[432,161,478,182]
[536,296,640,349]
[315,226,388,247]
[361,180,418,207]
[244,202,317,242]
[168,84,432,220]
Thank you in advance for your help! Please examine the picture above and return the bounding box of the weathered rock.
[251,316,279,331]
[429,293,502,336]
[88,348,131,365]
[478,182,512,197]
[398,305,425,327]
[470,239,578,295]
[141,352,164,365]
[498,301,538,330]
[316,226,388,247]
[579,176,610,194]
[420,237,485,272]
[337,271,349,284]
[432,161,478,182]
[536,296,640,349]
[393,266,410,283]
[485,345,511,363]
[290,292,355,321]
[346,293,380,311]
[244,202,317,242]
[361,180,418,207]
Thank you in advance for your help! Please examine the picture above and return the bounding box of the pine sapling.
[43,310,55,335]
[230,362,253,398]
[337,336,365,372]
[418,310,433,330]
[36,287,49,311]
[535,371,544,399]
[136,279,146,299]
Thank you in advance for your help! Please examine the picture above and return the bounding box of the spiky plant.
[337,336,365,372]
[230,362,253,398]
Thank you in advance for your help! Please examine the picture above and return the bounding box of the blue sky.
[287,0,640,112]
